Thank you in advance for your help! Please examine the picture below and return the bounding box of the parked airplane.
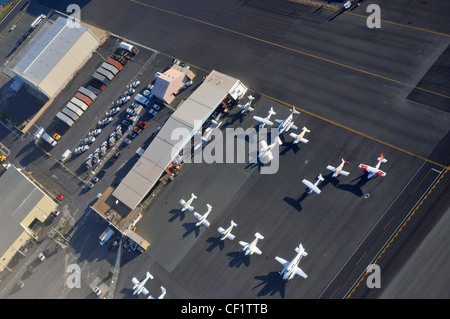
[239,232,264,256]
[149,286,166,299]
[194,115,223,150]
[194,204,213,227]
[289,126,310,144]
[131,271,154,296]
[259,136,282,163]
[275,243,308,281]
[180,193,197,212]
[252,107,276,128]
[275,105,300,135]
[302,174,324,194]
[217,220,237,241]
[326,159,350,177]
[238,95,255,114]
[359,153,387,179]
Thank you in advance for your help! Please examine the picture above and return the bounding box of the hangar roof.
[112,70,246,210]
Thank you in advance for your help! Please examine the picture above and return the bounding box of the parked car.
[56,193,64,201]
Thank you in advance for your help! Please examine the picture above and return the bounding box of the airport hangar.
[91,70,247,247]
[7,16,100,101]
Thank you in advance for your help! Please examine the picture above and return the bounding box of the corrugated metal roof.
[112,70,246,210]
[11,17,87,85]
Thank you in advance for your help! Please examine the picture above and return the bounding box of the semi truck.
[33,127,57,147]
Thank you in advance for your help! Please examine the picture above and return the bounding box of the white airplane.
[326,159,350,177]
[194,204,213,227]
[252,107,276,128]
[239,232,264,256]
[275,243,308,281]
[302,174,324,194]
[217,220,237,241]
[194,115,223,150]
[131,271,154,296]
[179,193,197,212]
[275,105,300,135]
[148,286,166,299]
[359,153,387,179]
[289,126,310,144]
[258,136,282,163]
[238,95,255,114]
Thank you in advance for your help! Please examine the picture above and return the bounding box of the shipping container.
[101,62,119,75]
[56,112,75,127]
[105,57,123,70]
[66,102,84,116]
[96,67,115,81]
[78,87,97,101]
[71,97,88,111]
[75,92,93,105]
[87,85,101,95]
[92,72,110,85]
[61,107,80,122]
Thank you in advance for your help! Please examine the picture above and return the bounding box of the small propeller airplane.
[239,232,264,256]
[275,105,300,135]
[302,174,324,194]
[217,220,237,241]
[148,286,166,299]
[252,107,276,128]
[259,136,282,163]
[359,153,387,179]
[194,204,213,227]
[131,271,154,296]
[326,159,350,177]
[275,243,308,281]
[179,193,197,212]
[289,126,310,144]
[238,95,255,115]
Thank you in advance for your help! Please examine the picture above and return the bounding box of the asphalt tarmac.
[0,0,448,299]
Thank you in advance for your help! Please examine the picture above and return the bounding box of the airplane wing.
[275,256,289,267]
[294,267,308,279]
[339,170,350,176]
[274,119,282,124]
[142,287,149,296]
[326,165,336,172]
[239,241,248,249]
[252,246,262,255]
[302,179,321,194]
[131,277,140,286]
[290,123,298,131]
[253,116,273,126]
[217,227,226,235]
[193,212,202,221]
[289,132,308,144]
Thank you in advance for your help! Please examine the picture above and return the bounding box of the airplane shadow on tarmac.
[226,251,251,268]
[336,173,370,197]
[181,222,201,238]
[168,208,188,223]
[253,271,287,298]
[205,235,226,252]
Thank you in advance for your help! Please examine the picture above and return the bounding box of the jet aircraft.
[275,105,300,135]
[275,243,308,281]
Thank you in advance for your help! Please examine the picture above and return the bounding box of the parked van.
[99,226,115,246]
[60,150,71,162]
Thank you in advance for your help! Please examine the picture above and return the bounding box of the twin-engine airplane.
[238,95,255,114]
[239,232,264,256]
[131,271,154,296]
[252,107,276,128]
[326,159,350,177]
[180,193,197,212]
[359,153,387,179]
[275,105,300,135]
[217,220,237,241]
[275,243,308,281]
[302,174,324,194]
[194,204,213,227]
[289,127,310,144]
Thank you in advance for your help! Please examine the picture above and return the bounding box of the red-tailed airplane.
[359,153,387,179]
[275,105,300,135]
[327,159,350,177]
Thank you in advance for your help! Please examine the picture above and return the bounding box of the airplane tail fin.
[302,127,310,133]
[291,105,300,115]
[295,244,308,257]
[275,136,283,145]
[146,272,154,280]
[255,232,264,240]
[378,154,387,163]
[231,220,237,227]
[269,108,276,116]
[317,174,324,182]
[191,193,197,199]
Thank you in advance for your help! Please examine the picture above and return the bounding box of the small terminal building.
[0,165,57,272]
[91,70,247,249]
